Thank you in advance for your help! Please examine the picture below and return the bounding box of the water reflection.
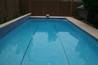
[53,20,98,65]
[48,32,57,42]
[0,18,98,65]
[75,37,98,65]
[36,21,58,42]
[0,21,38,65]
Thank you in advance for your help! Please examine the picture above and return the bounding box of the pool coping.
[0,15,98,40]
[0,13,31,38]
[0,13,31,29]
[65,17,98,40]
[31,16,98,40]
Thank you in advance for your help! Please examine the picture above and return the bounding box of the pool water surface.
[0,18,98,65]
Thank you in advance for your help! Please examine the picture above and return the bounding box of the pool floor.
[0,18,98,65]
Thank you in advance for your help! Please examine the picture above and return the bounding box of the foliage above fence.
[82,0,98,11]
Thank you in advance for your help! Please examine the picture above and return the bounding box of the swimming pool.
[0,17,98,65]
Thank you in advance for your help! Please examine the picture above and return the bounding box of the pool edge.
[0,15,98,40]
[66,17,98,40]
[0,13,31,38]
[30,16,98,40]
[0,13,31,29]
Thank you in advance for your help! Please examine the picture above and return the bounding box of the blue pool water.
[0,18,98,65]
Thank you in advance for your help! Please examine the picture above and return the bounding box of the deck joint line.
[20,24,39,65]
[53,23,71,65]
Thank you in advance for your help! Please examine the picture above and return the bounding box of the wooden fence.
[0,0,29,24]
[29,1,82,16]
[0,0,82,24]
[0,0,20,24]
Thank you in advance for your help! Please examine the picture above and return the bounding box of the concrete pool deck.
[0,15,98,40]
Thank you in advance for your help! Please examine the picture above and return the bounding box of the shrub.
[82,0,98,12]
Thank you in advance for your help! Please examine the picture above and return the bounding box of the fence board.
[0,0,82,24]
[0,0,21,24]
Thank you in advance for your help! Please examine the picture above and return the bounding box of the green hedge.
[83,0,98,11]
[82,0,98,12]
